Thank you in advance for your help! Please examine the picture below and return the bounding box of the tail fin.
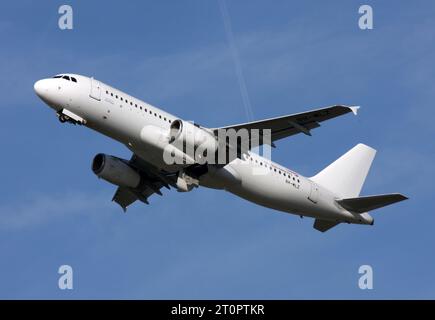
[311,143,376,198]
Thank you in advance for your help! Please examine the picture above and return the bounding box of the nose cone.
[34,79,49,99]
[34,78,60,110]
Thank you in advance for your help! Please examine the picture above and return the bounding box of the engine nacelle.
[92,154,140,188]
[169,120,218,157]
[140,125,195,165]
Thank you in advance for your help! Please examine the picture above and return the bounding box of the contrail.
[218,0,255,121]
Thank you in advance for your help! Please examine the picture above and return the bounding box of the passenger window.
[121,97,123,101]
[111,93,113,96]
[116,95,118,99]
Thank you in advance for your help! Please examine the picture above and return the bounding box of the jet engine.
[139,121,218,167]
[140,125,195,165]
[169,120,218,156]
[92,153,140,188]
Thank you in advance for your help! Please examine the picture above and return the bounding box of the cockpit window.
[52,75,77,83]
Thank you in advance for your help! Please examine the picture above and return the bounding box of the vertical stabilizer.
[311,144,376,198]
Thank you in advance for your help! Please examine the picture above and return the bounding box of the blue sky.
[0,0,434,299]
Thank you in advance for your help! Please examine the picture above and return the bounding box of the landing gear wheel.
[59,115,66,123]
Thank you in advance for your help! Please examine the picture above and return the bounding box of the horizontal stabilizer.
[313,219,340,232]
[336,193,408,213]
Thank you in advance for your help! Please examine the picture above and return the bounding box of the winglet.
[348,106,360,115]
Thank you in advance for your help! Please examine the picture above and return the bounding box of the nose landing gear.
[58,113,69,123]
[56,109,86,125]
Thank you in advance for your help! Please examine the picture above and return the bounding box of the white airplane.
[34,73,407,232]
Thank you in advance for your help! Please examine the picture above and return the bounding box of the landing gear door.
[308,181,319,204]
[90,77,101,101]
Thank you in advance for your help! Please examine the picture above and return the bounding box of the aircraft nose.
[34,79,49,98]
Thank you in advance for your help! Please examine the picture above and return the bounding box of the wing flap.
[271,121,321,141]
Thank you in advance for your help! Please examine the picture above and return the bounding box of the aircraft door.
[308,181,319,204]
[90,77,101,101]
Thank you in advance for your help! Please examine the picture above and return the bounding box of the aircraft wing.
[111,154,174,211]
[213,105,359,148]
[112,187,142,211]
[112,183,164,212]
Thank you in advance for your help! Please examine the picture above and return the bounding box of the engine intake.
[92,154,141,188]
[169,119,218,155]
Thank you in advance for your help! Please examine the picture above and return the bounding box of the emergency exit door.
[90,77,101,101]
[308,181,319,204]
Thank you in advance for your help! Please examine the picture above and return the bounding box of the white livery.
[34,74,407,232]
